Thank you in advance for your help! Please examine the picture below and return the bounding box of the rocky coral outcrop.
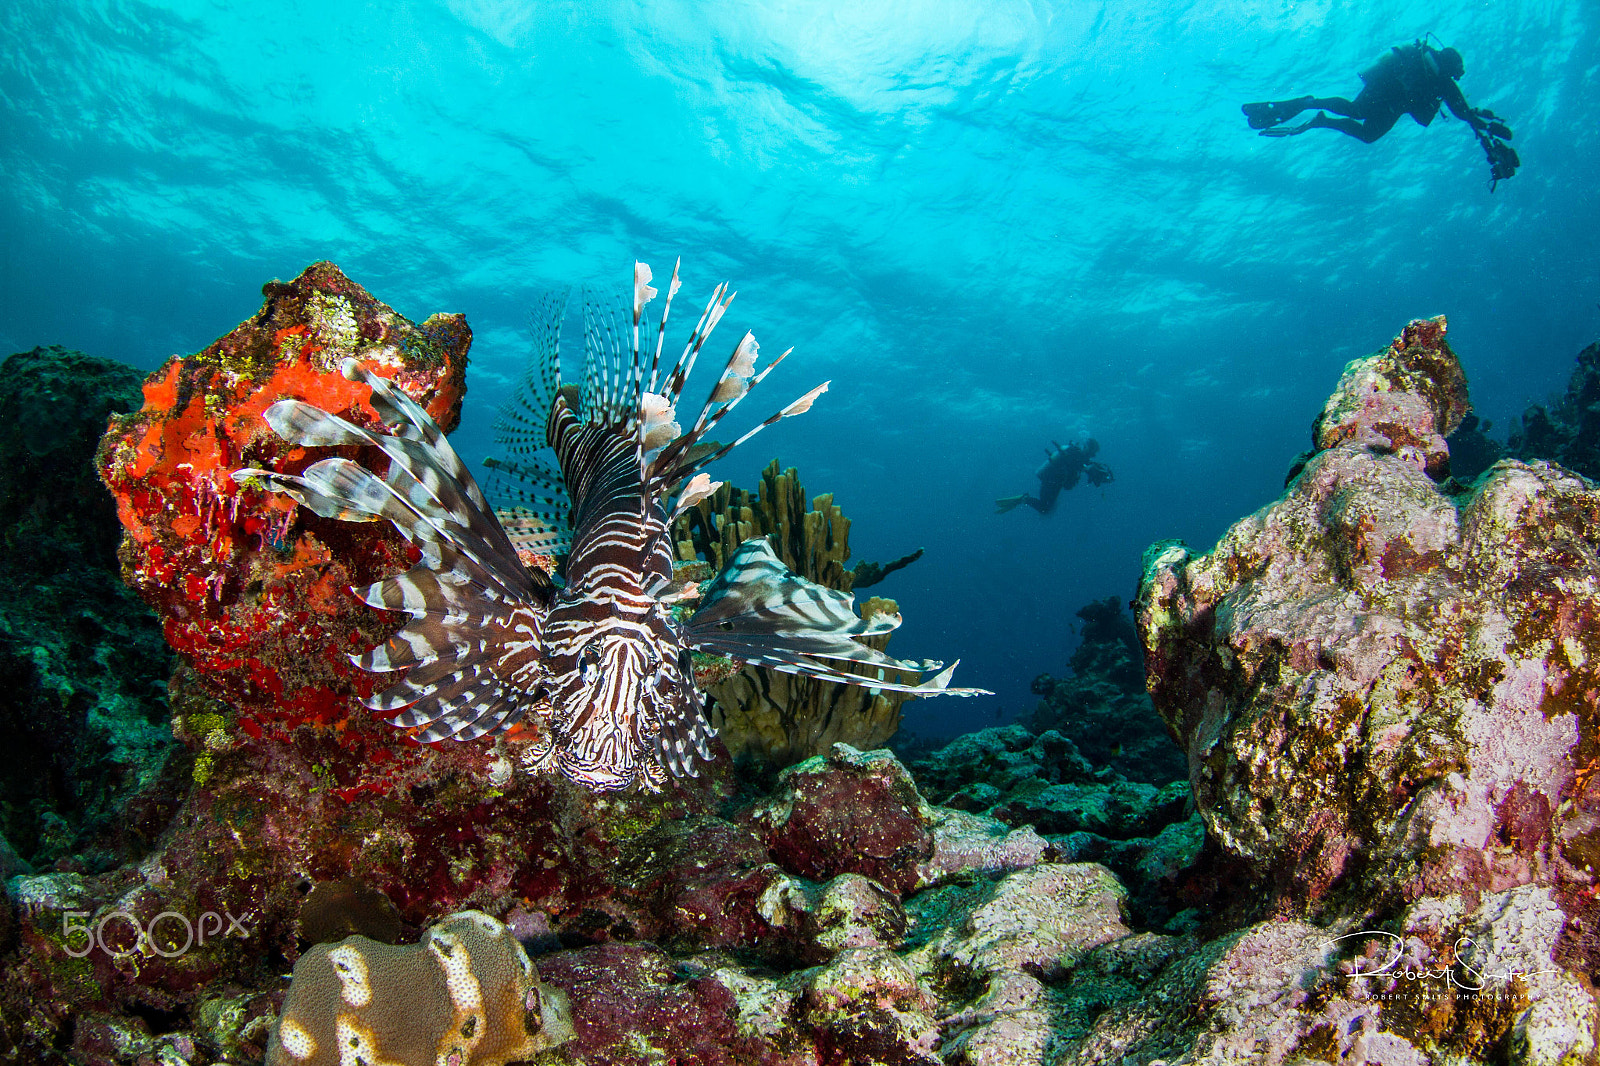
[99,262,470,792]
[1136,316,1600,1060]
[1510,338,1600,480]
[746,745,937,896]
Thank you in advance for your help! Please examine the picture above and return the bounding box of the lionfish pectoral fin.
[669,472,723,519]
[231,467,384,523]
[259,399,373,448]
[682,539,991,697]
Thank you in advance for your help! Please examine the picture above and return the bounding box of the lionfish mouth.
[234,260,990,792]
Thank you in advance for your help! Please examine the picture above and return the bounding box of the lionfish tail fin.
[683,539,991,697]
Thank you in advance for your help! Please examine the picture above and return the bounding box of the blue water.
[3,1,1597,737]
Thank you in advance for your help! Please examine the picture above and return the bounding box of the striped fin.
[240,362,524,586]
[654,681,715,779]
[233,467,385,525]
[483,298,575,539]
[683,539,991,697]
[485,264,829,533]
[233,361,556,751]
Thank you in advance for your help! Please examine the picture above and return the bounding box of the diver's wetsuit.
[1304,44,1471,141]
[996,439,1113,516]
[1243,42,1518,185]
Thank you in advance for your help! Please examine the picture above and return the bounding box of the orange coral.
[97,262,479,798]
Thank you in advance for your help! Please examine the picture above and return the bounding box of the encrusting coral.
[1135,316,1600,1060]
[98,261,472,800]
[267,910,572,1066]
[672,459,912,766]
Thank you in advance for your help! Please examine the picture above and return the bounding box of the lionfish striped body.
[235,262,987,792]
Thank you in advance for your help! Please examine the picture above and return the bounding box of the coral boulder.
[1135,316,1600,1058]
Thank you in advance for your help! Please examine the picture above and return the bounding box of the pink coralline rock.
[1313,315,1469,477]
[745,744,1050,900]
[534,942,815,1066]
[758,871,908,963]
[799,946,942,1065]
[1136,316,1600,1058]
[533,939,943,1066]
[1063,918,1385,1065]
[913,806,1051,890]
[745,744,938,897]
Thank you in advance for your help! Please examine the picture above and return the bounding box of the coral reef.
[267,910,572,1066]
[1028,596,1185,783]
[673,459,910,766]
[0,267,793,1060]
[0,267,1056,1063]
[909,726,1198,927]
[1136,316,1600,1060]
[0,346,180,875]
[1509,338,1600,480]
[14,266,1594,1065]
[99,262,471,794]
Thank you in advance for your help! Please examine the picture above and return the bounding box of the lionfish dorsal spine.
[642,260,683,399]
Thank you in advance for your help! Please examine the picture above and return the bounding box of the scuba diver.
[996,439,1113,516]
[1242,38,1519,190]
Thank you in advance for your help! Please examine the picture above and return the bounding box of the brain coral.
[267,910,573,1066]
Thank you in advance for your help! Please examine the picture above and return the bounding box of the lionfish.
[234,262,988,792]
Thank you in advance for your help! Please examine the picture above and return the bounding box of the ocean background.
[2,0,1596,739]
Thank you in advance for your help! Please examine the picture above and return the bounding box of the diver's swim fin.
[995,494,1029,514]
[1259,116,1319,137]
[1242,97,1313,130]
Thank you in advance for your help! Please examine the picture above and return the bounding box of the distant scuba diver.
[996,439,1113,515]
[1242,38,1519,190]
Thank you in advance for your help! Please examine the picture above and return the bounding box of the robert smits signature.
[1326,931,1558,992]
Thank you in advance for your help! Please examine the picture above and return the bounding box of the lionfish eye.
[579,643,601,684]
